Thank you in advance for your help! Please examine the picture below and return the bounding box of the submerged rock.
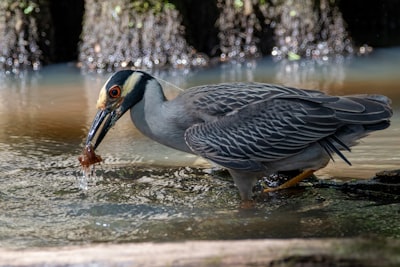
[373,169,400,184]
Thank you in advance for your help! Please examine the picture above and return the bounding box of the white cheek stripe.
[96,75,113,109]
[96,85,107,109]
[122,72,142,97]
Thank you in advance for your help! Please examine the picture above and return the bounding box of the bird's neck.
[141,78,167,109]
[130,80,192,153]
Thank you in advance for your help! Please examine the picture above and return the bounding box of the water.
[0,49,400,248]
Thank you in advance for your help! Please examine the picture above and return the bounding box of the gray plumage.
[86,70,393,201]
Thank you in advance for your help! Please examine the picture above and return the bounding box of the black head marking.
[105,70,135,89]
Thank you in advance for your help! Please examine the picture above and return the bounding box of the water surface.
[0,49,399,248]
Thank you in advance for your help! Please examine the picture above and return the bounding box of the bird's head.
[85,69,152,149]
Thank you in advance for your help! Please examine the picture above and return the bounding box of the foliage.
[128,0,175,14]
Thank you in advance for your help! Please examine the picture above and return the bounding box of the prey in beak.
[78,109,114,168]
[78,109,119,169]
[79,69,146,168]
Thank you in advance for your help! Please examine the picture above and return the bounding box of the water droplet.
[79,169,89,191]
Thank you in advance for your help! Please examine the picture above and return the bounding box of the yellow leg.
[263,169,315,193]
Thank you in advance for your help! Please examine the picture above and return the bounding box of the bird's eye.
[108,86,121,98]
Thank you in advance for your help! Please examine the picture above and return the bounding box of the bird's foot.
[263,186,281,193]
[263,169,315,193]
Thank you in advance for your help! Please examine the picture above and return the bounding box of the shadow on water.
[0,49,400,248]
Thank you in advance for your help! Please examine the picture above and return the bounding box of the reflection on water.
[0,49,400,248]
[274,57,348,90]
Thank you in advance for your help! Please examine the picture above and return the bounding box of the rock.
[0,238,399,267]
[373,169,400,183]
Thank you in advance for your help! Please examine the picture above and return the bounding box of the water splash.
[79,169,90,191]
[79,0,207,72]
[269,0,354,60]
[78,165,100,191]
[215,0,356,62]
[0,1,51,73]
[216,0,261,62]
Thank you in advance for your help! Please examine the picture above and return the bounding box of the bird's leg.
[263,169,315,193]
[228,169,259,202]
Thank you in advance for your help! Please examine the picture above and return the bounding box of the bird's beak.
[85,109,119,149]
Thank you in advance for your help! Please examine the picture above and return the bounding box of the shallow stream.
[0,48,399,248]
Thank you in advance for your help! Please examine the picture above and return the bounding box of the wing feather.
[184,97,340,170]
[179,83,391,171]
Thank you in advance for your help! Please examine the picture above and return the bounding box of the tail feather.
[320,94,392,165]
[336,95,392,126]
[319,136,352,166]
[351,94,391,106]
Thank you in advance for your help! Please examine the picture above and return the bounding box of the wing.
[184,96,345,171]
[174,82,328,120]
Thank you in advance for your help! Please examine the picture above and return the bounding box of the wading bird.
[84,70,392,201]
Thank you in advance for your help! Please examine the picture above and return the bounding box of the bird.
[84,69,392,201]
